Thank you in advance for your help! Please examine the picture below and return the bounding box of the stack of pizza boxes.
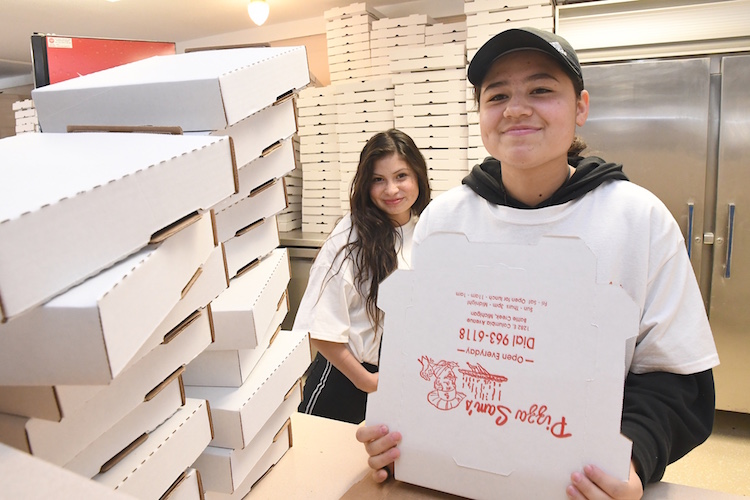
[389,40,470,198]
[296,84,345,234]
[0,45,313,499]
[324,2,382,83]
[370,14,434,80]
[334,77,396,212]
[464,0,555,170]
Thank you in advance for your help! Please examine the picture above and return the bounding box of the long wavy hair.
[334,129,430,333]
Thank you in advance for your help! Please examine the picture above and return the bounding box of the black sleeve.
[620,369,715,486]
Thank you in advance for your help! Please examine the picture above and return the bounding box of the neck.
[501,161,573,207]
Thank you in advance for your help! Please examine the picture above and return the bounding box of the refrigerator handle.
[686,202,695,261]
[725,203,736,278]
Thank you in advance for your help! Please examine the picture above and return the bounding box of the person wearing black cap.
[356,27,719,499]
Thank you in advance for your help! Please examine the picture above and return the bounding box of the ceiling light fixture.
[247,0,270,26]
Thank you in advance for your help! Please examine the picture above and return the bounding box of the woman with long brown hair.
[295,129,431,424]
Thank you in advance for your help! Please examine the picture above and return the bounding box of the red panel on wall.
[44,36,175,84]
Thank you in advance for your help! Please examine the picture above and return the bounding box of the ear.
[575,89,590,127]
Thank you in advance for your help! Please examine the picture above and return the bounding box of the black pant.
[298,352,378,424]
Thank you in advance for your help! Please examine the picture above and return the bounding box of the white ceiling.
[0,0,465,89]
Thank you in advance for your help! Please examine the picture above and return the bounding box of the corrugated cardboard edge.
[67,125,184,135]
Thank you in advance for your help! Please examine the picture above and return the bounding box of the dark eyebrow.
[482,72,560,93]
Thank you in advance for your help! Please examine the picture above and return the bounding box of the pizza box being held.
[185,329,311,450]
[210,248,290,350]
[93,398,213,500]
[0,212,216,386]
[193,380,301,494]
[0,306,213,467]
[32,46,310,133]
[367,234,638,499]
[0,132,236,322]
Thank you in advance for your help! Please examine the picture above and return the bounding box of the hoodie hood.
[462,155,629,208]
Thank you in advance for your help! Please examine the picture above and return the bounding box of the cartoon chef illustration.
[418,356,466,410]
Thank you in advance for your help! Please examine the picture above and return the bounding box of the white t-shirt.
[293,213,418,365]
[413,182,719,375]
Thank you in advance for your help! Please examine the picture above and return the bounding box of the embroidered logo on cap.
[550,41,567,58]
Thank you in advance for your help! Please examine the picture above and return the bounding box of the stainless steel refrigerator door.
[710,55,750,413]
[579,59,711,287]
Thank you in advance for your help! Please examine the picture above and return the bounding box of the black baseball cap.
[467,27,584,90]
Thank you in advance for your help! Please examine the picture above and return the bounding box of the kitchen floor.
[661,410,750,496]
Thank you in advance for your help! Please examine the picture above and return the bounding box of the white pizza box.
[213,138,297,215]
[369,34,425,50]
[336,89,394,105]
[427,31,468,46]
[395,91,465,106]
[297,122,339,136]
[428,169,469,185]
[329,58,373,74]
[367,234,638,499]
[390,52,465,72]
[395,80,466,96]
[422,147,469,162]
[328,49,371,66]
[302,167,341,181]
[324,2,383,20]
[93,398,213,500]
[400,126,469,140]
[185,329,311,450]
[0,212,217,386]
[0,132,236,322]
[327,13,376,30]
[337,110,393,124]
[298,102,338,117]
[396,115,469,129]
[301,220,338,234]
[370,24,428,40]
[465,0,548,13]
[426,21,467,35]
[223,215,281,280]
[0,443,137,500]
[0,305,213,467]
[326,31,370,50]
[214,179,288,244]
[328,23,372,39]
[299,140,339,154]
[395,102,468,118]
[193,380,300,493]
[161,468,204,500]
[209,96,297,170]
[32,46,310,133]
[337,99,394,113]
[391,67,466,85]
[412,135,469,149]
[330,67,373,82]
[389,43,464,62]
[0,245,226,421]
[65,371,186,479]
[210,248,290,351]
[184,290,289,388]
[372,14,433,30]
[203,418,291,500]
[335,121,389,135]
[465,4,553,26]
[302,205,344,218]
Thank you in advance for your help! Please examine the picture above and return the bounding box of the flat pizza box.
[0,132,236,321]
[185,330,311,450]
[193,380,301,493]
[93,398,213,499]
[0,306,213,467]
[32,46,310,133]
[223,215,281,281]
[183,290,289,388]
[0,443,137,500]
[161,468,204,500]
[203,419,292,500]
[64,371,186,479]
[214,178,288,245]
[367,234,637,499]
[210,248,290,350]
[0,212,216,386]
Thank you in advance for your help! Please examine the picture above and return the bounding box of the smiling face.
[478,50,589,176]
[369,153,420,226]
